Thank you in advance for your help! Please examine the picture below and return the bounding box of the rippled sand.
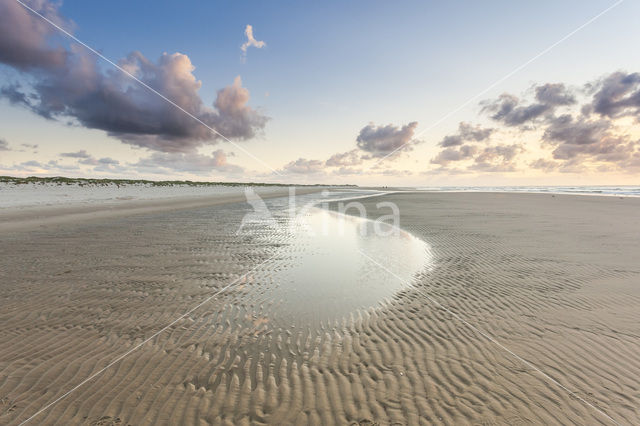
[1,192,639,425]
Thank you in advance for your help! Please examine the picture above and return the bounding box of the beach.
[0,190,638,425]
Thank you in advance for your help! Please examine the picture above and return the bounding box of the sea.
[411,186,640,197]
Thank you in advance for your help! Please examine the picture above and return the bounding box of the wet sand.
[0,187,320,232]
[0,192,639,425]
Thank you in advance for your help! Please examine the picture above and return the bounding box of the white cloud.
[241,25,266,58]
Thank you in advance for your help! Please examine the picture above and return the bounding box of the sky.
[1,0,640,186]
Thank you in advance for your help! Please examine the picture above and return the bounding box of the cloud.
[530,158,561,172]
[281,158,325,174]
[97,157,119,165]
[240,25,266,57]
[60,149,92,159]
[131,150,243,174]
[0,139,10,151]
[431,145,478,165]
[431,122,523,172]
[64,149,241,175]
[535,83,576,106]
[53,150,124,171]
[482,93,548,126]
[211,76,269,140]
[0,2,268,153]
[22,160,43,168]
[482,83,575,126]
[0,158,80,173]
[325,149,363,167]
[356,121,419,157]
[470,144,525,172]
[543,114,610,148]
[541,113,639,166]
[426,72,640,174]
[92,161,127,174]
[588,71,640,118]
[439,122,493,147]
[1,84,31,106]
[0,0,71,70]
[377,168,415,177]
[431,141,524,172]
[72,155,120,168]
[333,166,362,175]
[44,159,81,171]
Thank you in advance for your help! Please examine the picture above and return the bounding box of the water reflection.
[266,207,431,327]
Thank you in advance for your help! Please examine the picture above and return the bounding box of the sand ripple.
[0,193,639,424]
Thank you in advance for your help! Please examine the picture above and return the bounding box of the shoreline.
[402,188,640,198]
[0,187,323,233]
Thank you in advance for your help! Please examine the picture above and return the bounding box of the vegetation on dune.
[0,176,357,188]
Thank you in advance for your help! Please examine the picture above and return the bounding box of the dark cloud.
[1,84,31,106]
[589,71,640,118]
[281,158,325,174]
[534,83,576,106]
[482,83,575,126]
[475,144,522,163]
[0,0,70,70]
[482,93,549,126]
[439,122,493,147]
[432,122,511,170]
[325,149,363,167]
[542,114,638,164]
[439,135,464,148]
[430,145,478,165]
[356,121,419,157]
[97,157,119,165]
[543,114,610,147]
[476,74,640,172]
[431,142,524,172]
[60,150,92,159]
[552,135,636,163]
[427,73,640,174]
[0,139,10,151]
[131,150,243,174]
[0,1,268,153]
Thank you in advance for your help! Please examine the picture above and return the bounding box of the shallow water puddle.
[265,207,432,326]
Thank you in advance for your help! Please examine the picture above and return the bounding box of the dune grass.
[0,175,356,188]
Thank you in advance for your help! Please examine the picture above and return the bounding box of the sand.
[0,186,319,232]
[0,191,638,425]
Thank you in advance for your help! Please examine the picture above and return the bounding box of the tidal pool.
[264,207,432,327]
